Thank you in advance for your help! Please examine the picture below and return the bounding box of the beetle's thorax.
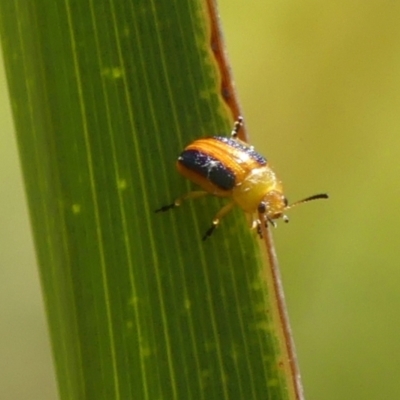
[232,166,284,214]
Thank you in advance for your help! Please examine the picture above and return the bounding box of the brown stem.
[206,0,305,398]
[206,0,242,137]
[260,221,305,400]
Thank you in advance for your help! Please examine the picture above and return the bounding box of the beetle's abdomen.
[213,137,267,166]
[178,150,236,190]
[177,136,267,197]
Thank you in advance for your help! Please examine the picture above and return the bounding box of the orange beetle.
[156,117,328,240]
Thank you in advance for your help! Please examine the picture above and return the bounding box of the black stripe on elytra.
[213,136,267,165]
[178,149,235,190]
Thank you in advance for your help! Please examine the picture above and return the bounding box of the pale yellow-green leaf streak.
[87,1,150,398]
[12,1,85,396]
[64,1,120,398]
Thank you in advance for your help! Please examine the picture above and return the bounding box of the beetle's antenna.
[285,193,329,211]
[231,116,244,139]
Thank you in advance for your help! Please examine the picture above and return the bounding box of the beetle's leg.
[248,215,263,238]
[256,220,263,238]
[203,202,236,241]
[230,116,244,139]
[155,191,208,212]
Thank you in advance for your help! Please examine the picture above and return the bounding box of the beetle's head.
[257,190,288,222]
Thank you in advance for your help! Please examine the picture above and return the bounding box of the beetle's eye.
[283,197,289,207]
[258,202,266,214]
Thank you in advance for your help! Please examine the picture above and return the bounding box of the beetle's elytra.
[156,117,328,240]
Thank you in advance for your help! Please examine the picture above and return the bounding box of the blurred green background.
[1,1,400,399]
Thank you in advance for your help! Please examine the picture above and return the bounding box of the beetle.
[156,116,328,240]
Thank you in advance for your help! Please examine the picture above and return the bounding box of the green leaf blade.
[0,0,299,398]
